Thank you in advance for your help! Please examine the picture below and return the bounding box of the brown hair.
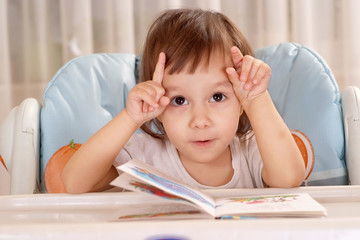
[140,8,254,138]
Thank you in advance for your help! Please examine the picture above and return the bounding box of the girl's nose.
[189,105,211,129]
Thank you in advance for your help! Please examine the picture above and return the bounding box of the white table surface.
[1,186,360,240]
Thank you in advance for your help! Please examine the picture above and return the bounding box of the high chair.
[0,42,359,194]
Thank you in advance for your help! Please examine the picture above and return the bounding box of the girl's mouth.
[192,139,214,147]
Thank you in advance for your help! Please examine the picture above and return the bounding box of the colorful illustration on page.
[217,194,299,207]
[130,181,187,201]
[130,166,213,208]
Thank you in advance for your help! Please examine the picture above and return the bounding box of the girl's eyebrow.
[163,84,180,92]
[215,79,233,88]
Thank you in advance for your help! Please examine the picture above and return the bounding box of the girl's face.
[158,52,242,170]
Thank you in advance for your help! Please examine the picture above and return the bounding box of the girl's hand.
[125,52,170,125]
[226,46,271,109]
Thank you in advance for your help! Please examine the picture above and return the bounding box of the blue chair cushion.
[40,53,137,192]
[255,42,348,185]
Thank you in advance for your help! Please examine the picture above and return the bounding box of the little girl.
[63,8,305,193]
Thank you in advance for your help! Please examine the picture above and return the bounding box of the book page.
[116,204,211,221]
[112,173,194,205]
[112,159,216,216]
[111,174,212,220]
[214,193,327,218]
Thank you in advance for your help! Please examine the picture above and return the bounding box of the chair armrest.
[0,98,41,194]
[341,86,360,185]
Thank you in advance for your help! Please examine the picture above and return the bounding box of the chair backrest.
[341,86,360,185]
[40,42,348,192]
[255,42,347,185]
[40,53,137,192]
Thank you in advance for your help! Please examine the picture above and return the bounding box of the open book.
[111,159,327,220]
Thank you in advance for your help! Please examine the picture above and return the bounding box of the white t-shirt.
[114,133,264,189]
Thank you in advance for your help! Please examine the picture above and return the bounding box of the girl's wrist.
[241,90,270,114]
[120,109,143,130]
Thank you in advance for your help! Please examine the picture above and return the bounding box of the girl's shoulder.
[232,132,260,162]
[126,132,167,150]
[234,132,257,149]
[114,133,168,167]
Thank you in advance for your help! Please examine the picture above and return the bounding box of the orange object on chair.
[291,130,315,182]
[44,140,81,193]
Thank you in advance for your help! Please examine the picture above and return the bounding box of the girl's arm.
[62,53,169,193]
[62,111,140,193]
[243,91,305,187]
[227,47,305,188]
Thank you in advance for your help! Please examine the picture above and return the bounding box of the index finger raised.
[152,52,166,84]
[231,46,244,70]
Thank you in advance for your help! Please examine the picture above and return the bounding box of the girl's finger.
[248,59,262,83]
[226,67,239,85]
[142,102,150,113]
[152,52,166,84]
[142,97,158,112]
[252,63,271,85]
[231,46,244,71]
[239,55,253,83]
[136,84,159,111]
[226,67,245,90]
[144,81,166,103]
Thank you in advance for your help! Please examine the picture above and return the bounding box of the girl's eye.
[210,93,226,102]
[171,96,188,106]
